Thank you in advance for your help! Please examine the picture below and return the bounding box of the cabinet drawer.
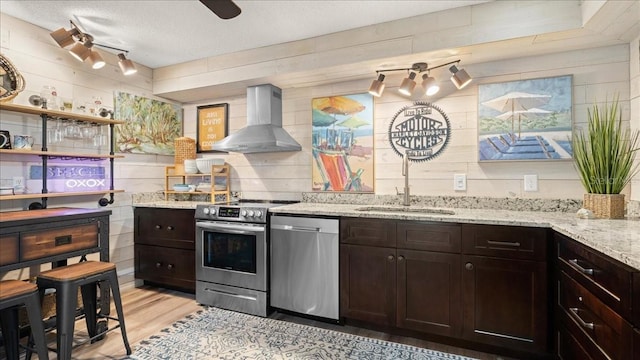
[21,223,98,261]
[559,270,633,360]
[135,208,195,249]
[557,321,603,360]
[557,232,633,320]
[462,224,547,260]
[340,217,396,247]
[134,244,195,291]
[397,221,460,253]
[635,328,640,360]
[0,233,19,266]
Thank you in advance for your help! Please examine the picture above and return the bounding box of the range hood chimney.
[211,84,302,153]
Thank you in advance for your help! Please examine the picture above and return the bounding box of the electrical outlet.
[453,174,466,191]
[524,174,538,192]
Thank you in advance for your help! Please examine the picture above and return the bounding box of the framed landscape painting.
[477,75,573,161]
[114,91,183,155]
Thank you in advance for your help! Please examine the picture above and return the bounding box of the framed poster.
[478,75,573,161]
[197,103,228,152]
[311,93,374,192]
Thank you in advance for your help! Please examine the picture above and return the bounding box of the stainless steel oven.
[195,202,285,317]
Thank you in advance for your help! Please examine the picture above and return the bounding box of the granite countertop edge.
[134,201,640,271]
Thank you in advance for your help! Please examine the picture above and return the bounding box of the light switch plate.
[453,174,466,191]
[524,174,538,192]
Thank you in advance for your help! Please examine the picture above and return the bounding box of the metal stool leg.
[80,283,97,340]
[0,307,20,360]
[106,270,131,355]
[24,292,49,360]
[56,282,79,360]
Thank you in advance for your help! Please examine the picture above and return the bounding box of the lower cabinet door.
[634,328,640,360]
[396,249,462,337]
[461,255,548,352]
[135,244,195,292]
[340,244,396,326]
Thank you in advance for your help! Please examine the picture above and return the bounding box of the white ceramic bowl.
[196,158,224,174]
[173,184,190,192]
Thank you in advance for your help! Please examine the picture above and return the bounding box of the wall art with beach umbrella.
[478,75,572,161]
[311,93,374,192]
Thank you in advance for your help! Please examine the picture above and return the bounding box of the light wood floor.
[21,285,515,360]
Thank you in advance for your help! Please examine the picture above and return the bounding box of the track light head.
[398,72,417,96]
[421,74,439,96]
[118,53,137,75]
[449,65,472,89]
[88,50,106,69]
[69,38,93,62]
[50,27,80,48]
[368,73,386,97]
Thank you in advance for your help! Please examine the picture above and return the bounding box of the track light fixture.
[50,20,137,75]
[368,60,471,97]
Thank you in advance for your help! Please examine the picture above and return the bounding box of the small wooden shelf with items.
[164,164,229,202]
[0,102,125,208]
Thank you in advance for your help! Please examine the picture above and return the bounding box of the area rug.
[128,306,478,360]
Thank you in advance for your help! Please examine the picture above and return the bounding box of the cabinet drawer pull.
[167,264,174,270]
[569,307,594,330]
[155,262,162,268]
[155,225,161,229]
[465,262,474,271]
[397,256,404,261]
[486,240,520,247]
[167,226,174,231]
[387,255,394,261]
[568,259,594,275]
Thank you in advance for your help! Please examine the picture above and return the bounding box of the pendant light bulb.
[88,50,106,69]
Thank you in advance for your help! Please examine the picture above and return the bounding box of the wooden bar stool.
[35,261,131,360]
[0,280,49,360]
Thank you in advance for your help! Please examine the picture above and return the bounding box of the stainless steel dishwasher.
[270,215,339,320]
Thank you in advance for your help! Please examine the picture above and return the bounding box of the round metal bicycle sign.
[388,102,451,162]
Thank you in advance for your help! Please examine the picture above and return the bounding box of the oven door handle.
[196,221,265,234]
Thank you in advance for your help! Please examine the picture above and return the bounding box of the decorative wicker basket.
[0,54,26,103]
[174,137,196,174]
[583,193,625,219]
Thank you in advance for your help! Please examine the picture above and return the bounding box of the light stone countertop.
[133,200,640,271]
[269,203,640,271]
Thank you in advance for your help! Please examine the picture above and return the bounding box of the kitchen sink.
[355,206,455,215]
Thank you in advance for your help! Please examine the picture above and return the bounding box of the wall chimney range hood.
[211,84,301,153]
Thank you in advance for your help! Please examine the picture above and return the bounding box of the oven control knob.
[203,208,210,215]
[255,210,263,218]
[209,208,216,215]
[241,210,247,216]
[247,210,255,217]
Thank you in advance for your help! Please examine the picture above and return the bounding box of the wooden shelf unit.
[0,102,125,207]
[164,164,229,202]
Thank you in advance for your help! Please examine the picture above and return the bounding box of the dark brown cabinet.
[556,232,638,360]
[134,207,196,292]
[340,218,462,337]
[461,224,549,353]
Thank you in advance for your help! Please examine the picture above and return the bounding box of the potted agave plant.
[572,95,640,219]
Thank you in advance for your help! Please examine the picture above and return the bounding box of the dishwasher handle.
[271,224,321,233]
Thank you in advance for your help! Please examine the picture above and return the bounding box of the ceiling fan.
[199,0,242,19]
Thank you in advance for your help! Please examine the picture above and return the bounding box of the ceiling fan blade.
[199,0,241,19]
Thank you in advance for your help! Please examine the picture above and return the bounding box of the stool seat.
[38,261,116,281]
[0,280,49,360]
[0,280,38,300]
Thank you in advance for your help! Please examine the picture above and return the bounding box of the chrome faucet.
[402,152,410,206]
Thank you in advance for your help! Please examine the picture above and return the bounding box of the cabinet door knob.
[397,256,405,261]
[155,225,161,229]
[167,264,174,270]
[387,255,395,261]
[155,262,162,268]
[167,226,174,230]
[465,262,474,271]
